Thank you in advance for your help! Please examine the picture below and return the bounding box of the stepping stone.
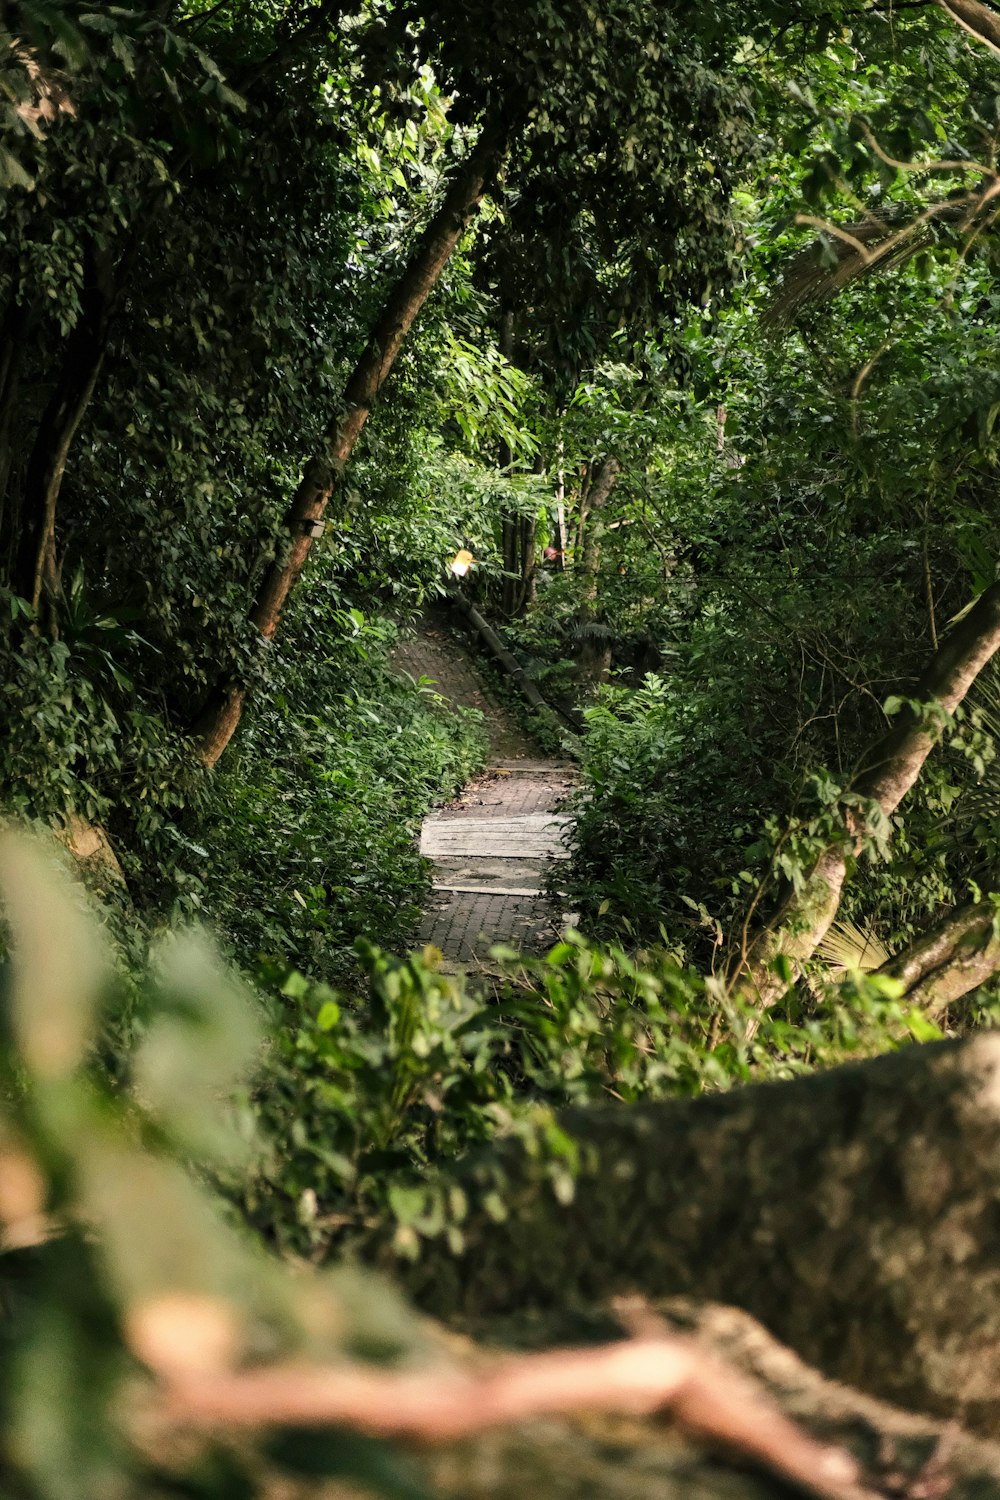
[430,856,567,901]
[420,814,572,861]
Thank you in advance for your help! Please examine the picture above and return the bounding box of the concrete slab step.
[421,813,572,860]
[430,856,563,896]
[487,760,578,774]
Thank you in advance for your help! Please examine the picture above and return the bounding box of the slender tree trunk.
[554,435,568,568]
[875,899,1000,1014]
[732,581,1000,1013]
[574,463,592,558]
[191,127,505,768]
[576,457,619,615]
[496,309,521,619]
[939,0,1000,52]
[575,456,619,685]
[518,512,537,610]
[500,513,519,617]
[13,247,114,618]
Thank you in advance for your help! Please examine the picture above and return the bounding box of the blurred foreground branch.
[155,1331,873,1500]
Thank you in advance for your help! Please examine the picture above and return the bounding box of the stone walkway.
[394,620,577,968]
[418,761,577,965]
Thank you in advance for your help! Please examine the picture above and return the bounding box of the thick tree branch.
[876,899,1000,1011]
[14,244,115,619]
[402,1033,1000,1435]
[939,0,1000,55]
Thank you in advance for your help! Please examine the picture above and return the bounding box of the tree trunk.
[400,1032,1000,1437]
[876,899,1000,1013]
[518,512,537,610]
[191,126,505,767]
[732,581,1000,1012]
[500,513,519,617]
[573,463,592,559]
[575,456,619,684]
[416,1298,1000,1500]
[13,248,114,617]
[940,0,1000,52]
[576,456,619,614]
[554,435,568,567]
[497,310,521,619]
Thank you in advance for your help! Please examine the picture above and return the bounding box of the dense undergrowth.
[243,932,943,1263]
[0,833,943,1500]
[201,592,486,980]
[2,577,485,985]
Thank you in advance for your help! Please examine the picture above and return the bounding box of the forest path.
[392,620,576,969]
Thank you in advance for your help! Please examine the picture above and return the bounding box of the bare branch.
[856,119,991,178]
[793,215,877,262]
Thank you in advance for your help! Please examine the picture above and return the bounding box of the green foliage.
[0,597,208,889]
[9,13,1000,1487]
[561,674,769,956]
[245,924,933,1261]
[202,589,486,977]
[0,833,431,1500]
[0,574,484,989]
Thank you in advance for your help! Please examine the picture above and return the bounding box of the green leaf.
[0,832,107,1081]
[904,1009,945,1043]
[317,1000,341,1030]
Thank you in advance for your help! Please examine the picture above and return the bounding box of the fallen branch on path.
[447,588,583,751]
[154,1329,875,1500]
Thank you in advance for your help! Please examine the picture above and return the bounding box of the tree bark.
[497,310,522,619]
[554,436,568,567]
[939,0,1000,53]
[191,126,505,767]
[732,581,1000,1012]
[13,247,114,617]
[575,455,619,684]
[419,1296,1000,1500]
[518,511,537,610]
[876,899,1000,1013]
[156,1315,877,1500]
[400,1033,1000,1437]
[576,456,619,615]
[501,513,519,617]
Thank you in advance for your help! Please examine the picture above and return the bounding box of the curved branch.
[732,582,1000,1014]
[939,0,1000,56]
[876,899,1000,1012]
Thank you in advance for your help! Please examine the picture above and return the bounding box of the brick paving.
[436,765,577,820]
[395,624,577,967]
[417,888,568,964]
[417,760,576,963]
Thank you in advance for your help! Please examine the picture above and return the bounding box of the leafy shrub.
[202,596,486,979]
[0,593,211,927]
[244,929,936,1262]
[1,564,485,988]
[561,674,773,957]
